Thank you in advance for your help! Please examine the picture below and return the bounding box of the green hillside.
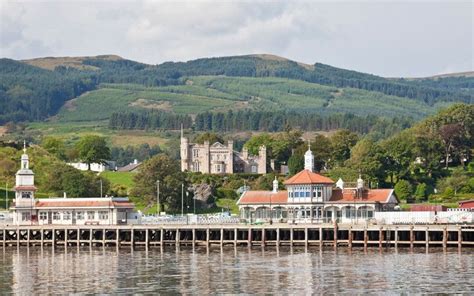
[57,76,447,123]
[1,54,473,126]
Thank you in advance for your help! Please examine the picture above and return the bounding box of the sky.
[0,0,472,77]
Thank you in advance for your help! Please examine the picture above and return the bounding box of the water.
[0,246,473,294]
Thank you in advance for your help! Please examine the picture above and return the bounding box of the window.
[21,192,31,199]
[22,212,31,221]
[305,192,310,198]
[53,212,61,220]
[63,211,71,220]
[87,211,95,220]
[76,211,84,220]
[193,149,199,158]
[215,164,221,173]
[193,162,200,172]
[99,211,108,220]
[39,212,47,220]
[251,165,257,173]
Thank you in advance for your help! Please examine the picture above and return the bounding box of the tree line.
[108,109,412,137]
[108,111,193,130]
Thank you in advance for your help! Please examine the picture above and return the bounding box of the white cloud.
[0,0,472,76]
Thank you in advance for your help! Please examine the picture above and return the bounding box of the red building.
[410,204,447,212]
[459,200,474,209]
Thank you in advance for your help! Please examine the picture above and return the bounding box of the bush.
[443,186,454,197]
[394,179,413,201]
[216,188,238,200]
[414,183,428,201]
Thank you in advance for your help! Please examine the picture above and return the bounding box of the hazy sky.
[0,0,472,77]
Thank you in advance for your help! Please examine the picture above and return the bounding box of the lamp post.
[181,183,184,216]
[100,179,103,198]
[5,182,8,210]
[156,180,160,216]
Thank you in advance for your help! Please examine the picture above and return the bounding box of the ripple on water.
[0,247,473,294]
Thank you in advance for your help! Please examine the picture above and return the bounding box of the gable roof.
[238,191,288,205]
[117,162,141,172]
[284,169,334,185]
[211,142,227,149]
[329,188,396,203]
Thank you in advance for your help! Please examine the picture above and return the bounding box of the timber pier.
[1,224,474,249]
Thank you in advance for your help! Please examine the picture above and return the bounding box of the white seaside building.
[237,145,399,224]
[10,145,138,226]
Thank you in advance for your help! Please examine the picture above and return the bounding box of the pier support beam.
[443,227,447,249]
[458,227,462,249]
[348,227,352,249]
[425,227,429,250]
[395,227,398,249]
[363,228,367,248]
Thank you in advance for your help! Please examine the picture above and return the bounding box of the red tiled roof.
[329,188,394,203]
[35,200,134,208]
[284,169,334,185]
[238,188,396,205]
[113,201,135,208]
[14,186,37,191]
[238,191,288,204]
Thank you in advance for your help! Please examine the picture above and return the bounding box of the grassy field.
[100,171,135,189]
[56,76,442,124]
[28,121,171,148]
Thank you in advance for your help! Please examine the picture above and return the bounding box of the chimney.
[63,192,67,199]
[272,177,278,193]
[133,159,138,165]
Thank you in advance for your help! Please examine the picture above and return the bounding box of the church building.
[10,144,138,226]
[180,131,267,174]
[237,145,399,224]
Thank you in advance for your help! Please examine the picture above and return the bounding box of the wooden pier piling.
[0,224,473,250]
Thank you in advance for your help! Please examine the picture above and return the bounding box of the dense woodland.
[108,109,412,138]
[1,55,473,124]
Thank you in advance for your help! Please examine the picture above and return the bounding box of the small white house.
[67,161,116,173]
[10,145,138,225]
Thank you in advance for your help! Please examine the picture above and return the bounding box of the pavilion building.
[10,144,138,226]
[237,145,399,223]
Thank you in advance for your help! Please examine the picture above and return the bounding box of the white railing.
[375,211,474,225]
[140,215,240,225]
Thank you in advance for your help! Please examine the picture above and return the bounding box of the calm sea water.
[0,246,473,294]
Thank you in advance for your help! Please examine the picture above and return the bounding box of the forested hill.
[0,54,473,124]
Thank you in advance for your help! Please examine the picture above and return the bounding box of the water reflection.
[0,246,473,294]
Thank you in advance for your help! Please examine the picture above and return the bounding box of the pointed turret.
[15,141,36,206]
[272,176,279,193]
[304,141,314,172]
[357,174,364,189]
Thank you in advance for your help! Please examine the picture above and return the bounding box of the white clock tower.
[13,142,37,223]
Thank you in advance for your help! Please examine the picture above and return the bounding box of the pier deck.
[1,224,474,249]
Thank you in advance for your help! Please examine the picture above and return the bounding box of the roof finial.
[308,139,311,150]
[23,140,26,154]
